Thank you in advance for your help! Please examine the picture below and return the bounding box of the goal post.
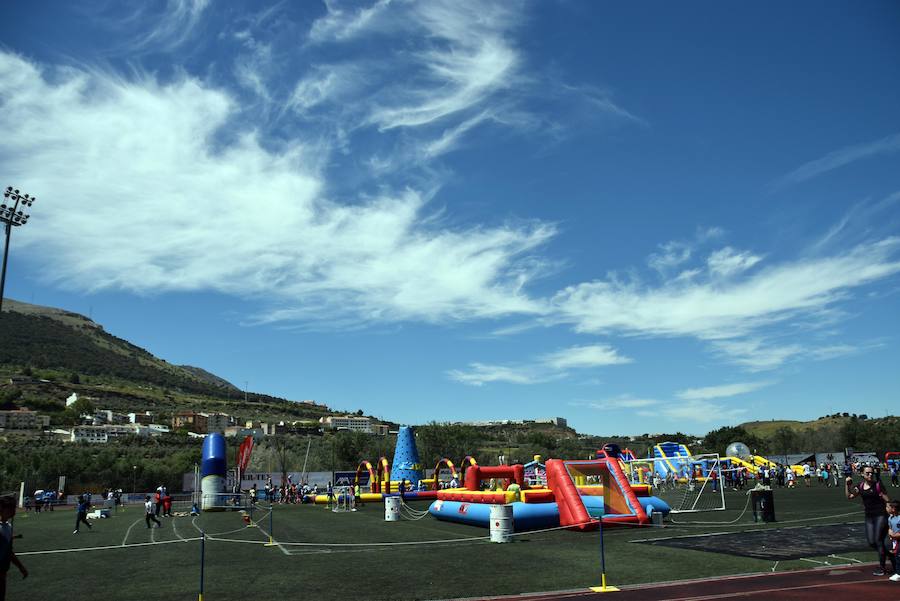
[622,453,727,513]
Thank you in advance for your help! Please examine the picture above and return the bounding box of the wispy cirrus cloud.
[307,0,397,44]
[638,401,748,423]
[773,132,900,189]
[552,237,900,369]
[448,344,630,386]
[117,0,211,53]
[676,381,774,401]
[0,51,554,326]
[573,393,747,425]
[296,1,642,172]
[572,396,660,410]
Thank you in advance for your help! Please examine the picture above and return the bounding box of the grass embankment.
[8,484,873,601]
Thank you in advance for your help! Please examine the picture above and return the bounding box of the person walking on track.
[145,495,161,528]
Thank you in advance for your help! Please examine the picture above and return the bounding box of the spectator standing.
[803,463,812,487]
[0,495,28,601]
[162,490,172,517]
[892,465,899,488]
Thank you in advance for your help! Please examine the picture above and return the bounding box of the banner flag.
[237,435,255,472]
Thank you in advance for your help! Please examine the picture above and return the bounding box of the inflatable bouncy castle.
[428,455,670,532]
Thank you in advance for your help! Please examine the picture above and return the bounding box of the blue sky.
[1,1,899,436]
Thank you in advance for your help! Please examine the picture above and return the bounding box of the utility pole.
[0,187,36,313]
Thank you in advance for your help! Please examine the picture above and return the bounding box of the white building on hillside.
[319,415,374,433]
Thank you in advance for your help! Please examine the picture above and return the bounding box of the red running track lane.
[447,563,900,601]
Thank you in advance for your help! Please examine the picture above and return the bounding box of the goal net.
[623,453,726,513]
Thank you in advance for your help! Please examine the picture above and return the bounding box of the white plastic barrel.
[489,504,514,543]
[384,496,401,522]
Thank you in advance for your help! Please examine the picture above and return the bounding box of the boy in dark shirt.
[1,495,28,601]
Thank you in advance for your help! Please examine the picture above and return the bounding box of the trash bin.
[750,489,776,522]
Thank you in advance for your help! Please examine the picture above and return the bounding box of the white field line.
[121,518,142,546]
[19,538,199,556]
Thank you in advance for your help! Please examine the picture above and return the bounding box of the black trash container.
[750,489,776,522]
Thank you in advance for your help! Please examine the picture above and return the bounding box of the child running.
[73,495,92,534]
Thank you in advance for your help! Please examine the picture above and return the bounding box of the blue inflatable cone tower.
[391,426,423,488]
[200,432,227,510]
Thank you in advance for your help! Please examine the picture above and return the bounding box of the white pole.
[301,437,311,479]
[18,481,24,508]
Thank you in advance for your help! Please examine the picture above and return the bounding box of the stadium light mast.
[0,186,36,314]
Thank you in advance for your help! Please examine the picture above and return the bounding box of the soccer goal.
[623,453,727,513]
[200,491,254,511]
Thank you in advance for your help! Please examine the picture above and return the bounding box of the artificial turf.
[6,483,880,601]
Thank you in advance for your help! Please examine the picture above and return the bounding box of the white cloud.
[774,132,900,188]
[448,344,630,386]
[553,239,900,343]
[676,381,774,401]
[648,241,691,273]
[365,4,520,131]
[446,363,542,386]
[577,397,659,410]
[0,51,554,325]
[551,238,900,371]
[423,111,494,158]
[541,345,632,370]
[707,247,762,278]
[308,0,398,44]
[297,0,642,177]
[710,339,805,371]
[125,0,211,53]
[287,64,367,115]
[639,401,748,423]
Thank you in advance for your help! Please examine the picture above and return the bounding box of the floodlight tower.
[1,186,36,313]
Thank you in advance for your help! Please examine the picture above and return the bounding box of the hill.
[0,299,334,425]
[738,416,854,439]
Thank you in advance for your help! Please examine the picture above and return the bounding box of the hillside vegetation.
[0,301,335,424]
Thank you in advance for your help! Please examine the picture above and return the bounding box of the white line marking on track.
[173,517,187,541]
[121,518,142,546]
[646,578,885,601]
[255,522,290,555]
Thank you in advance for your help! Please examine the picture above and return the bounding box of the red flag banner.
[237,435,254,472]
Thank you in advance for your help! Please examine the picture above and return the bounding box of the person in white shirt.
[144,496,161,528]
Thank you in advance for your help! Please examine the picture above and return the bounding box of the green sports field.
[6,484,878,601]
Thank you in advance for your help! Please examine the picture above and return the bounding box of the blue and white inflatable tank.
[201,433,227,510]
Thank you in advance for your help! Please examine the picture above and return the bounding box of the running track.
[449,564,900,601]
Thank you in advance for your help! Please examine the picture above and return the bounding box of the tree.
[0,387,23,410]
[67,396,95,420]
[773,426,798,455]
[701,426,766,456]
[268,436,292,485]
